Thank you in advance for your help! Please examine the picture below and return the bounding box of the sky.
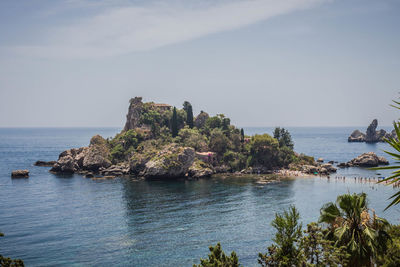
[0,0,399,128]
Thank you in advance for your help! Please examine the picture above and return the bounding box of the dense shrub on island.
[194,193,400,267]
[49,97,327,178]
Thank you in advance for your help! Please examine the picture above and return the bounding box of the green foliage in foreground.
[195,193,400,267]
[193,243,241,267]
[319,192,389,267]
[258,206,303,267]
[372,100,400,209]
[0,232,24,267]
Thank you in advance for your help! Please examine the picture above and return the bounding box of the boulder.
[302,165,319,174]
[317,158,324,163]
[346,152,389,167]
[50,147,89,173]
[348,130,365,142]
[50,135,111,174]
[11,170,29,178]
[82,142,111,172]
[101,163,130,176]
[142,146,195,178]
[337,162,348,168]
[129,146,158,175]
[302,163,336,175]
[188,160,214,178]
[321,163,337,173]
[34,160,56,167]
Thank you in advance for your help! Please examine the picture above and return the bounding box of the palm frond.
[384,191,400,210]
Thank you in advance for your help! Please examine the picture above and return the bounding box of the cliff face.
[123,97,143,131]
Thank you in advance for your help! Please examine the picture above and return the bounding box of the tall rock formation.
[365,119,378,142]
[348,119,395,143]
[123,97,143,131]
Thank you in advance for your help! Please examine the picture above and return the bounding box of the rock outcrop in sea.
[11,170,29,178]
[338,152,389,167]
[50,135,112,174]
[348,119,395,143]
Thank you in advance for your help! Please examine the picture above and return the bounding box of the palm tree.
[372,99,400,209]
[319,193,390,267]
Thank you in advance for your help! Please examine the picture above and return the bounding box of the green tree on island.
[183,101,191,113]
[187,104,194,129]
[273,127,294,149]
[171,106,178,137]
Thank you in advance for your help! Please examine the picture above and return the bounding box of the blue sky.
[0,0,399,127]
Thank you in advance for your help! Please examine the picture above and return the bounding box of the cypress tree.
[183,101,191,113]
[187,104,194,128]
[171,107,178,137]
[240,128,245,142]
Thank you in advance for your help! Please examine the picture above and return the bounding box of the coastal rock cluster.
[338,152,389,168]
[37,97,341,180]
[49,135,112,174]
[49,142,213,179]
[348,119,395,142]
[302,163,337,175]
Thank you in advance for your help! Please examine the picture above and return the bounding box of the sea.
[0,127,399,267]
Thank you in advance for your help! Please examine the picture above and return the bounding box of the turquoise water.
[0,127,399,266]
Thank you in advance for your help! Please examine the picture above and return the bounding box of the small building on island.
[152,103,172,112]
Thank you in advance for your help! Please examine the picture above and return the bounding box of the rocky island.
[348,119,395,142]
[45,97,334,179]
[338,152,389,168]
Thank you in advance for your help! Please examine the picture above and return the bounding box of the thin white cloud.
[11,0,329,59]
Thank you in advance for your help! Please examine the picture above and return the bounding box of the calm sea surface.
[0,127,399,266]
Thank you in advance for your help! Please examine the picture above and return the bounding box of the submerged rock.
[11,170,29,178]
[34,160,56,167]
